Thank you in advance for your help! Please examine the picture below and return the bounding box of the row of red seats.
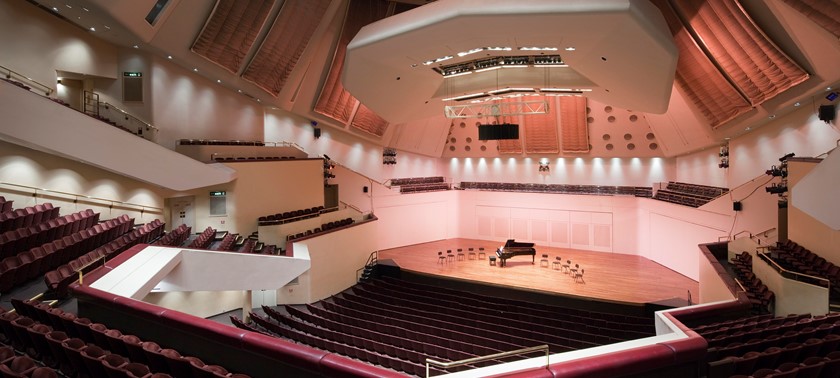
[0,215,133,293]
[708,328,840,377]
[0,209,99,260]
[245,311,444,377]
[772,240,840,299]
[285,218,355,241]
[258,206,325,226]
[0,345,58,377]
[152,224,190,247]
[379,276,654,332]
[371,277,651,341]
[4,299,249,378]
[44,220,162,298]
[0,203,60,234]
[187,227,215,249]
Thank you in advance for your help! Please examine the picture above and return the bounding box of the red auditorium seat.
[80,344,110,378]
[102,353,129,378]
[0,356,38,377]
[60,337,88,377]
[122,362,152,378]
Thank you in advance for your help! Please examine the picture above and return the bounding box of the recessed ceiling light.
[768,114,776,119]
[745,127,751,131]
[89,27,95,31]
[724,137,731,140]
[82,7,89,12]
[193,68,198,72]
[216,79,221,83]
[104,25,110,30]
[167,55,172,59]
[256,99,261,102]
[51,7,58,12]
[565,47,576,51]
[827,87,833,91]
[794,102,800,107]
[132,45,139,49]
[65,4,72,8]
[237,89,242,93]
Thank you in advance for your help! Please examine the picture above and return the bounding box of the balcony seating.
[652,182,728,208]
[769,240,840,300]
[43,219,163,299]
[187,227,216,249]
[389,176,445,186]
[286,218,355,242]
[0,196,12,213]
[3,300,250,378]
[729,252,775,314]
[460,181,652,197]
[153,224,191,247]
[0,202,60,233]
[178,139,266,146]
[692,312,840,377]
[258,206,325,226]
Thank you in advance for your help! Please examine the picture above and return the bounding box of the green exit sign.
[123,72,143,77]
[209,191,226,197]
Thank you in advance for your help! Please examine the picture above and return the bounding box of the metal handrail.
[100,101,159,131]
[0,64,53,96]
[757,252,831,287]
[0,181,163,212]
[426,344,550,377]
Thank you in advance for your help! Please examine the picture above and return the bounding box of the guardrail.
[0,181,163,213]
[0,64,53,96]
[425,344,549,377]
[757,252,830,288]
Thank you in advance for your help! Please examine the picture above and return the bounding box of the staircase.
[357,251,379,282]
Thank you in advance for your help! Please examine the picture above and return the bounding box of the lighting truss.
[444,100,549,119]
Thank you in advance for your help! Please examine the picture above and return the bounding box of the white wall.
[150,56,264,149]
[170,159,324,236]
[0,1,118,86]
[674,147,728,188]
[143,290,245,319]
[728,106,840,188]
[277,220,378,304]
[0,140,165,223]
[445,156,674,187]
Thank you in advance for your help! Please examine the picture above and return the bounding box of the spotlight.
[779,153,795,162]
[323,154,331,161]
[765,184,788,194]
[765,165,786,177]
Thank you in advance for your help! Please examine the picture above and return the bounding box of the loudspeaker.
[363,186,368,193]
[314,128,321,138]
[819,105,836,122]
[478,123,519,140]
[733,201,742,211]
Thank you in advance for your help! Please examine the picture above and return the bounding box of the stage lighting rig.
[765,165,787,177]
[765,183,788,195]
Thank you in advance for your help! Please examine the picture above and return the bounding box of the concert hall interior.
[1,0,840,377]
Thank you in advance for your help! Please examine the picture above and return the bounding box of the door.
[170,196,195,231]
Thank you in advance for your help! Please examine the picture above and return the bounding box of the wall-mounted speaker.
[819,105,836,122]
[733,201,742,211]
[314,127,321,138]
[363,186,369,193]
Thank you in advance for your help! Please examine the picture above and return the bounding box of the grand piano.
[496,239,536,267]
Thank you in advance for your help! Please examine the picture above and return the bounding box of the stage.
[378,238,699,306]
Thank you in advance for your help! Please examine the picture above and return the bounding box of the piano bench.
[489,256,497,266]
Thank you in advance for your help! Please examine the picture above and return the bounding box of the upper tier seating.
[0,203,60,233]
[390,177,451,193]
[153,224,191,247]
[2,299,251,378]
[237,277,655,376]
[0,209,99,260]
[653,182,729,208]
[213,156,297,162]
[187,227,215,249]
[769,239,840,300]
[178,139,265,146]
[460,181,653,197]
[258,206,325,226]
[729,252,775,314]
[43,219,164,298]
[690,312,840,378]
[0,196,13,213]
[286,218,354,241]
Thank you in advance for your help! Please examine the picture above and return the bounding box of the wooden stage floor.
[378,239,699,306]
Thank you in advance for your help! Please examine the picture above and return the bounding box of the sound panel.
[123,77,143,102]
[478,123,519,140]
